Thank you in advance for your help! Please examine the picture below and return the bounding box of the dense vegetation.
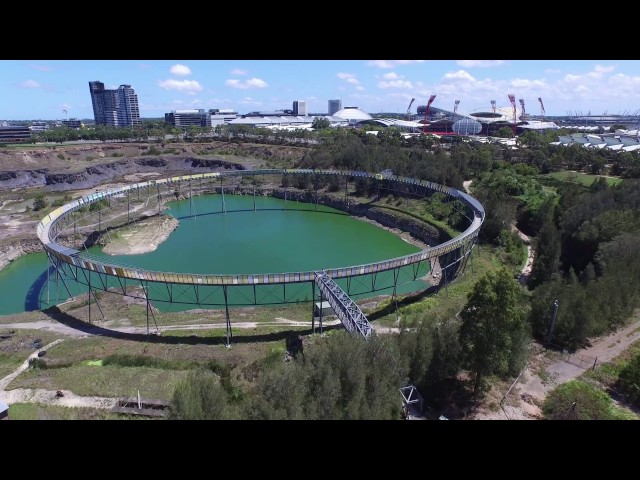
[165,127,640,419]
[17,124,640,419]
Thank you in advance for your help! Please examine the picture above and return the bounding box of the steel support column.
[224,285,232,347]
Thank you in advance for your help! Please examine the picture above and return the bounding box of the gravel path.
[474,317,640,420]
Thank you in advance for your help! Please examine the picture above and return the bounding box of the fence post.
[592,357,598,370]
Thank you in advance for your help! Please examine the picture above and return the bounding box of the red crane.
[423,94,436,134]
[538,97,545,120]
[508,94,517,134]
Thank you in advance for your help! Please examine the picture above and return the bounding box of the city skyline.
[2,60,640,121]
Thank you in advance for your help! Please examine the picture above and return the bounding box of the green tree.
[312,117,330,130]
[459,268,530,393]
[33,193,47,211]
[496,126,515,138]
[247,332,405,420]
[169,368,231,420]
[529,216,561,288]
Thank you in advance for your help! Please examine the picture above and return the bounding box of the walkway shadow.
[25,266,57,312]
[41,305,342,346]
[366,284,441,322]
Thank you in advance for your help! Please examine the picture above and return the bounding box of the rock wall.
[0,157,246,191]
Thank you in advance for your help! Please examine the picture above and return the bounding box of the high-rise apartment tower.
[89,81,140,127]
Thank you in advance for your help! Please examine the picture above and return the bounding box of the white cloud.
[443,70,476,82]
[225,78,268,89]
[595,64,615,74]
[231,69,247,75]
[158,79,203,94]
[378,79,414,89]
[19,80,41,89]
[238,97,262,105]
[382,72,400,80]
[208,97,232,104]
[368,60,425,68]
[510,78,548,89]
[31,65,52,72]
[337,72,357,81]
[337,72,362,89]
[170,64,192,76]
[456,60,505,68]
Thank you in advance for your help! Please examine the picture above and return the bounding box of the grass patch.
[7,402,148,420]
[583,340,640,389]
[2,330,283,401]
[547,170,622,187]
[11,364,187,400]
[371,243,504,328]
[0,329,66,378]
[0,352,26,379]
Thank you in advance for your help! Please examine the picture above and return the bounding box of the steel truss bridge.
[36,168,485,344]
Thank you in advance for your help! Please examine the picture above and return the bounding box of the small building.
[314,301,335,317]
[0,401,9,420]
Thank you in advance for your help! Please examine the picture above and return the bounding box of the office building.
[164,109,239,127]
[62,119,82,129]
[209,109,238,126]
[165,109,209,127]
[328,99,342,116]
[0,125,32,143]
[88,81,140,127]
[293,100,307,116]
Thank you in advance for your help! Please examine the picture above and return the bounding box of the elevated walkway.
[314,270,372,339]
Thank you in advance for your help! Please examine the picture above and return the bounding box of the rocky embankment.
[270,189,447,246]
[0,157,247,191]
[0,240,42,270]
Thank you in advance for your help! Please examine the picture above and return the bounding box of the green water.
[0,195,429,315]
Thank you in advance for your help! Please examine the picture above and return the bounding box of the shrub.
[542,379,616,420]
[33,193,47,211]
[616,353,640,407]
[169,368,231,420]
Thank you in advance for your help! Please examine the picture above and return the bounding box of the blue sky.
[2,60,640,121]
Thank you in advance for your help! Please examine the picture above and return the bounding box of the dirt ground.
[101,215,179,255]
[471,316,640,420]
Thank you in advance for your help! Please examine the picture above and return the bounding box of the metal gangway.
[314,270,373,339]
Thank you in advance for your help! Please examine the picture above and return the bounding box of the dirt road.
[474,317,640,419]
